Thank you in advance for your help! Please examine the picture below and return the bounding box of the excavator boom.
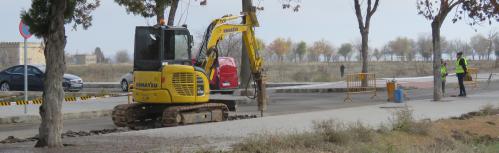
[196,10,266,113]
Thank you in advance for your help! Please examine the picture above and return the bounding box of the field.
[66,64,133,82]
[265,60,498,82]
[207,106,499,153]
[1,61,496,83]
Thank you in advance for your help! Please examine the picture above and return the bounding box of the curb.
[0,94,128,107]
[274,87,387,93]
[0,109,112,125]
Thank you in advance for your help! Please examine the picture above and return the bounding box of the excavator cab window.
[134,26,193,71]
[134,27,161,71]
[163,30,191,62]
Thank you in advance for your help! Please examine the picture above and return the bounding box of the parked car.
[210,57,239,90]
[0,65,83,92]
[120,72,133,92]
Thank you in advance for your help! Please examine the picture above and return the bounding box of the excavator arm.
[197,11,266,114]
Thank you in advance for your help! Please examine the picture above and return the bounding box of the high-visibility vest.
[440,66,447,80]
[455,57,467,74]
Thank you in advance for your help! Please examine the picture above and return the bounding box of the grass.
[204,106,499,153]
[265,60,499,82]
[2,61,495,82]
[66,64,132,82]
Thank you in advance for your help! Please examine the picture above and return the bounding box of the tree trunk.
[35,0,67,148]
[155,5,165,25]
[167,0,179,26]
[239,0,252,89]
[361,32,369,87]
[431,21,442,101]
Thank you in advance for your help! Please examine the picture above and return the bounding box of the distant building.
[0,42,45,67]
[73,54,97,65]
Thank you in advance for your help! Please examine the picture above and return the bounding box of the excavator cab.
[134,26,194,71]
[132,26,210,104]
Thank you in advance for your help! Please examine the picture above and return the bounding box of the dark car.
[0,65,83,92]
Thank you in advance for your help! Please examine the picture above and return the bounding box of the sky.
[0,0,498,57]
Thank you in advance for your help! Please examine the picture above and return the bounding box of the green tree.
[295,41,307,62]
[417,0,499,101]
[94,47,106,63]
[338,43,353,61]
[21,0,100,147]
[115,0,179,25]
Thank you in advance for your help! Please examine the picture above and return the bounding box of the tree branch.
[354,0,365,31]
[365,0,380,30]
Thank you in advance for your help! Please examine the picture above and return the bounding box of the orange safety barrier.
[344,73,377,102]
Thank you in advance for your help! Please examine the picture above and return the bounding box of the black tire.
[121,80,129,92]
[0,82,10,91]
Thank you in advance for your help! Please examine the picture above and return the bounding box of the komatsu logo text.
[136,82,158,88]
[223,27,238,33]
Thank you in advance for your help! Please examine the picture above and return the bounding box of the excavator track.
[162,103,229,127]
[112,103,229,129]
[112,103,153,130]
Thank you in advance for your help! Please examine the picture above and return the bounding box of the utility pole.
[240,0,251,91]
[241,0,266,116]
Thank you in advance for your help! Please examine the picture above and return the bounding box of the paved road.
[2,83,499,153]
[1,80,498,140]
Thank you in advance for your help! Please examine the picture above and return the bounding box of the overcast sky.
[1,0,498,57]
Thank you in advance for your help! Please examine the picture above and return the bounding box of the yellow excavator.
[112,8,266,129]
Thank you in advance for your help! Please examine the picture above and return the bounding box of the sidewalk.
[111,90,499,151]
[0,87,497,152]
[0,94,250,124]
[0,96,128,124]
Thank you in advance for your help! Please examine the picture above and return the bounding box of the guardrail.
[344,73,377,102]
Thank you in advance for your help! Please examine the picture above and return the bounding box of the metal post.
[24,39,28,114]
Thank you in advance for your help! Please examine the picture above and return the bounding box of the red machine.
[210,57,239,90]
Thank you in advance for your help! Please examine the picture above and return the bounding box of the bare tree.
[416,34,433,61]
[389,37,414,61]
[486,29,498,60]
[373,48,383,61]
[417,0,499,101]
[354,0,379,86]
[448,39,471,60]
[310,39,335,62]
[470,34,489,60]
[268,38,292,62]
[218,33,243,57]
[115,50,131,63]
[0,50,10,67]
[494,35,499,67]
[381,44,393,61]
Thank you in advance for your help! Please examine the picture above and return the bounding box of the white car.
[120,72,133,92]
